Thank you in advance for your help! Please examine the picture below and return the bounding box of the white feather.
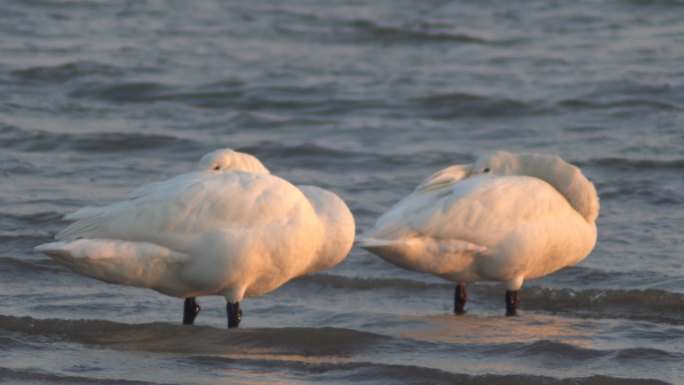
[359,151,599,290]
[36,149,355,302]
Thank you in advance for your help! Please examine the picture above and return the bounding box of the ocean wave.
[614,347,683,362]
[0,152,40,174]
[558,81,684,113]
[0,315,676,384]
[328,19,495,45]
[63,77,553,120]
[239,141,467,171]
[0,212,64,246]
[587,157,684,172]
[189,355,479,383]
[0,367,168,385]
[0,316,391,357]
[0,352,670,385]
[244,141,380,171]
[297,273,443,291]
[579,157,684,203]
[544,265,680,291]
[409,92,548,118]
[227,110,331,129]
[478,340,683,370]
[627,0,684,5]
[0,336,29,349]
[493,339,609,360]
[494,338,680,363]
[595,182,682,205]
[9,61,123,84]
[1,211,64,225]
[0,256,64,274]
[1,316,673,385]
[62,76,556,121]
[574,157,684,203]
[295,274,684,324]
[558,98,681,111]
[68,81,175,103]
[242,141,355,161]
[2,125,201,154]
[521,287,684,325]
[264,9,499,46]
[66,80,378,114]
[186,355,670,385]
[0,235,56,260]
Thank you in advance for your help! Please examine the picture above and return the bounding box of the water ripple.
[2,125,201,154]
[9,61,123,84]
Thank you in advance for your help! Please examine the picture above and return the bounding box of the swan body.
[36,148,355,327]
[359,151,599,315]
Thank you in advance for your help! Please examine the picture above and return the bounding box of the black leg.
[227,301,242,328]
[454,283,467,315]
[505,290,519,316]
[183,297,201,325]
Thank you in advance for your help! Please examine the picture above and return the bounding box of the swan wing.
[63,175,190,221]
[56,171,307,246]
[415,164,472,192]
[126,179,170,200]
[373,175,576,242]
[39,165,356,300]
[361,175,582,276]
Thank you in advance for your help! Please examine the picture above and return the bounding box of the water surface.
[1,0,683,384]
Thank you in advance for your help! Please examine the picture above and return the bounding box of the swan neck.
[515,155,599,223]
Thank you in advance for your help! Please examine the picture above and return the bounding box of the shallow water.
[1,0,683,384]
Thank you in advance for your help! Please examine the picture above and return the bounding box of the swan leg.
[183,297,201,325]
[454,283,467,315]
[227,301,242,328]
[505,290,519,316]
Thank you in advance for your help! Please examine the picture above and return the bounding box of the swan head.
[473,151,600,223]
[197,148,270,174]
[472,151,521,175]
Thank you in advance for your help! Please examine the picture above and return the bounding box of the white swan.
[35,148,355,328]
[358,151,599,315]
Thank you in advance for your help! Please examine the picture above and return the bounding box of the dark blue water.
[1,1,683,384]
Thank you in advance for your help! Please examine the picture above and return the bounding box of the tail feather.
[34,240,191,289]
[356,237,401,248]
[357,235,486,276]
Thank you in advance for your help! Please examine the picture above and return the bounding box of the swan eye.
[213,165,221,171]
[483,168,490,173]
